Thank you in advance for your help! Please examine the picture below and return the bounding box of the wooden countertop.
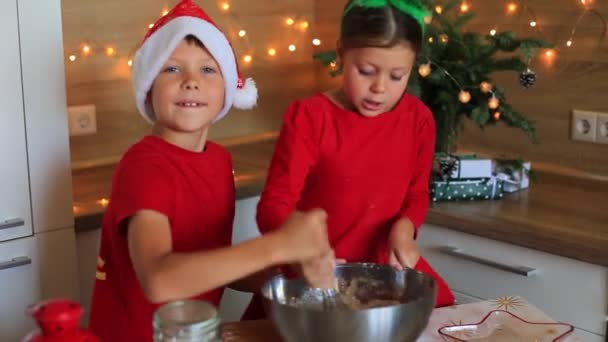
[71,136,608,267]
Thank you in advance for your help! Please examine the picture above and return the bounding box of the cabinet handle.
[440,246,538,277]
[0,256,32,271]
[0,218,25,230]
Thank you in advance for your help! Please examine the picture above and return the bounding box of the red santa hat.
[132,0,257,124]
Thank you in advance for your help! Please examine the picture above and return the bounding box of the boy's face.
[340,44,415,117]
[149,39,225,134]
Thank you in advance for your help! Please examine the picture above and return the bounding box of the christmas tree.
[315,0,552,153]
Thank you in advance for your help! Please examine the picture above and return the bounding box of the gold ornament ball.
[480,82,492,93]
[488,97,500,109]
[458,90,471,103]
[418,63,431,77]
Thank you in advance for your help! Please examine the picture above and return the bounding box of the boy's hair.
[340,3,423,53]
[184,34,205,49]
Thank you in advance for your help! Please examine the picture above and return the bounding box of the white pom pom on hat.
[131,0,257,124]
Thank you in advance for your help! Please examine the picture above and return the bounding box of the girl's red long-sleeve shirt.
[257,92,435,262]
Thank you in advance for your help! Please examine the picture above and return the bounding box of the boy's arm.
[256,101,321,233]
[398,111,436,236]
[128,208,329,304]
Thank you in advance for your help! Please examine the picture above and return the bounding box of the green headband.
[343,0,430,35]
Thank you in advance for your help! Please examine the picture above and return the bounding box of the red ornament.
[22,299,100,342]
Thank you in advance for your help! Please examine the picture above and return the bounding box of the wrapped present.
[430,177,504,202]
[494,159,532,193]
[435,153,493,180]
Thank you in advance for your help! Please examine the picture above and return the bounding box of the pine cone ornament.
[519,68,537,89]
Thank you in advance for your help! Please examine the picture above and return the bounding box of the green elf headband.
[343,0,430,36]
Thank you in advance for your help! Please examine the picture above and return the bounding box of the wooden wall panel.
[62,0,317,164]
[313,0,608,176]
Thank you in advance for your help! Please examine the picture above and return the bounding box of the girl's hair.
[340,3,423,53]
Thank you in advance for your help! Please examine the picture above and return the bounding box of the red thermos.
[22,299,100,342]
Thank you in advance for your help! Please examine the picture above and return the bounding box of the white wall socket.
[571,109,597,143]
[67,104,97,136]
[597,113,608,144]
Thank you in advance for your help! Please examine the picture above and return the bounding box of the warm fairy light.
[507,3,518,13]
[288,44,297,52]
[490,29,497,36]
[494,112,501,120]
[566,39,573,47]
[530,21,537,27]
[424,16,432,24]
[428,37,434,43]
[82,45,91,55]
[243,55,252,63]
[98,198,110,207]
[488,95,500,109]
[149,23,155,29]
[460,2,470,12]
[330,61,338,69]
[299,21,309,30]
[162,9,169,16]
[435,6,443,14]
[312,38,321,46]
[127,59,133,67]
[238,30,247,37]
[286,18,295,26]
[418,63,431,77]
[268,48,277,56]
[72,205,80,214]
[545,49,555,57]
[105,47,116,56]
[69,55,77,62]
[480,81,492,93]
[458,90,471,104]
[440,34,449,43]
[220,2,230,11]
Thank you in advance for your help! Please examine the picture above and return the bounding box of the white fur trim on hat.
[132,17,238,124]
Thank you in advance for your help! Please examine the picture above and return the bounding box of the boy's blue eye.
[391,75,404,81]
[202,66,216,74]
[163,66,180,73]
[358,68,374,76]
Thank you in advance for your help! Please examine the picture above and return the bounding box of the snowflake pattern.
[490,296,525,311]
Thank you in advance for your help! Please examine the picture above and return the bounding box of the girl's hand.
[300,250,338,289]
[387,217,420,270]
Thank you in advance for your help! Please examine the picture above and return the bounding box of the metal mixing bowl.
[261,263,437,342]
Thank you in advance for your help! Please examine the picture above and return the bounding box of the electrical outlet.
[68,104,97,136]
[571,109,597,143]
[597,113,608,144]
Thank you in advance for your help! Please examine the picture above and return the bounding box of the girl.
[245,0,454,318]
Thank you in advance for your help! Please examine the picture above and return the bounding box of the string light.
[428,37,434,43]
[507,3,518,14]
[243,55,252,63]
[480,82,492,93]
[460,2,470,12]
[530,21,537,27]
[105,47,116,56]
[494,112,501,120]
[98,198,110,207]
[127,59,133,67]
[330,61,338,70]
[566,39,573,47]
[220,2,230,11]
[286,18,295,26]
[435,6,443,14]
[268,48,277,56]
[312,38,321,46]
[418,63,431,77]
[69,55,77,62]
[440,34,449,43]
[148,23,154,29]
[288,44,297,52]
[490,29,497,36]
[238,30,247,37]
[424,16,432,24]
[488,95,500,109]
[299,21,309,30]
[458,90,471,104]
[162,9,169,16]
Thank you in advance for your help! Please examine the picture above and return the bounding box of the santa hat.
[132,0,257,124]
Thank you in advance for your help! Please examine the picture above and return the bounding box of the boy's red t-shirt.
[89,135,235,342]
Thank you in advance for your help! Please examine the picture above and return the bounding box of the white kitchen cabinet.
[0,236,41,341]
[0,0,33,242]
[418,223,607,338]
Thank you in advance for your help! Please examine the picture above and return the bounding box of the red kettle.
[22,299,100,342]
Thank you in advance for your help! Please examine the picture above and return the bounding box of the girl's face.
[340,43,416,117]
[149,39,225,135]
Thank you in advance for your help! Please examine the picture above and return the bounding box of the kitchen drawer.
[418,223,607,336]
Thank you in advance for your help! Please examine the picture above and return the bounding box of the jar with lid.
[153,300,221,342]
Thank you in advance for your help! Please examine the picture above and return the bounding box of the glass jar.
[153,300,221,342]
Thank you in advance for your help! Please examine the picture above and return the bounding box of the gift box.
[430,178,504,202]
[435,153,493,180]
[494,160,532,193]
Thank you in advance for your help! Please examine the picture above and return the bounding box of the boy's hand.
[275,208,330,263]
[387,217,420,270]
[300,251,337,289]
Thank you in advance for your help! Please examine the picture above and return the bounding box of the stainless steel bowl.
[261,263,437,342]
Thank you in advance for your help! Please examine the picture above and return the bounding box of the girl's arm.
[128,208,329,303]
[256,100,322,233]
